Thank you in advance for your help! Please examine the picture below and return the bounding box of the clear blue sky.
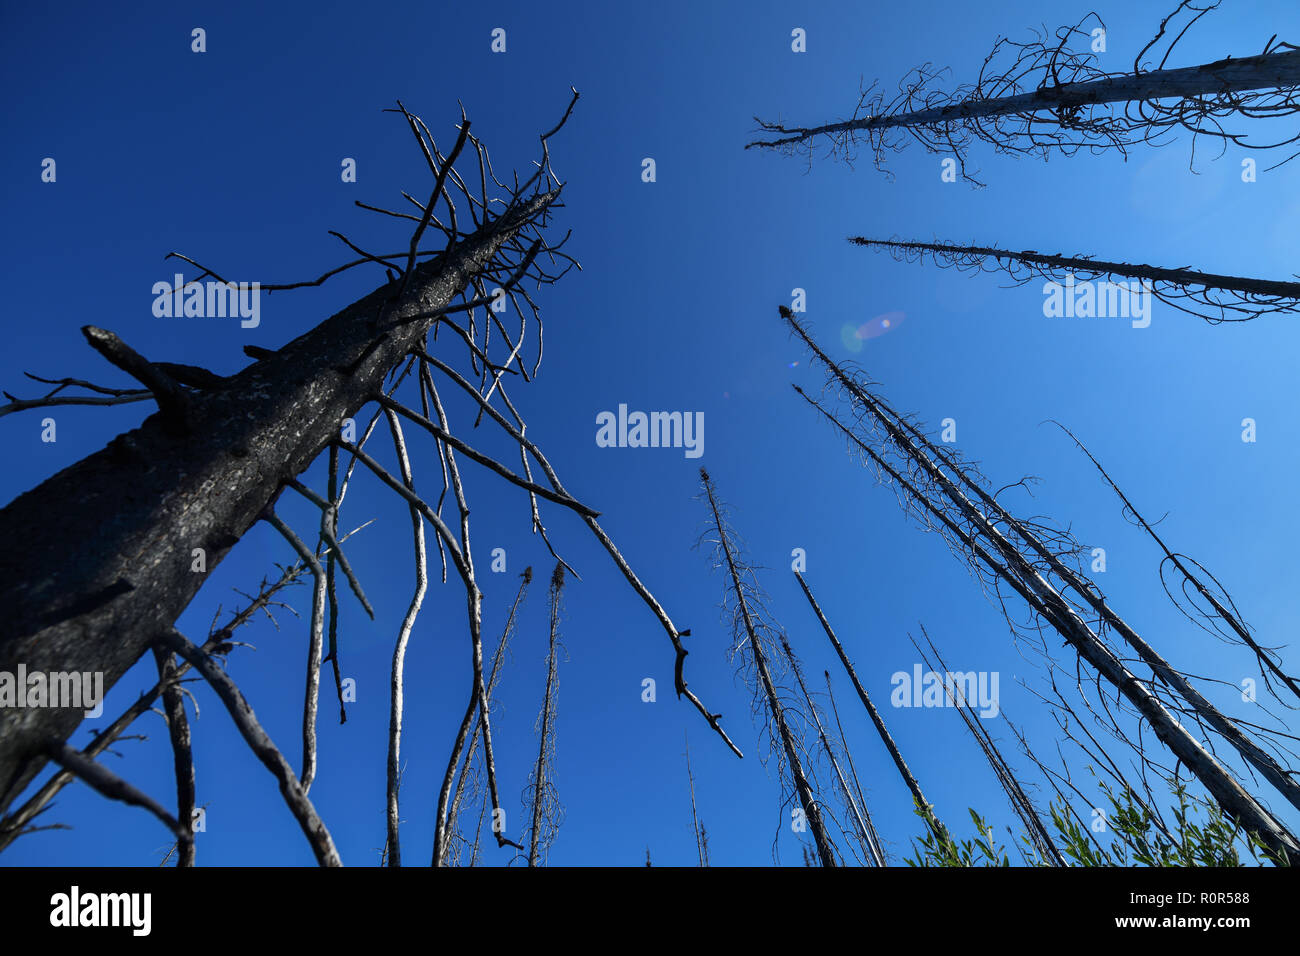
[2,0,1298,865]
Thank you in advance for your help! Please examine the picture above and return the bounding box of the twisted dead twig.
[414,347,742,756]
[382,410,427,867]
[42,740,191,848]
[420,373,524,863]
[0,559,310,854]
[263,511,326,795]
[156,627,342,867]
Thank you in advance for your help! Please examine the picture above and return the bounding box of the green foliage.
[906,807,1010,867]
[905,779,1288,867]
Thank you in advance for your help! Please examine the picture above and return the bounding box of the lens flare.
[841,311,905,351]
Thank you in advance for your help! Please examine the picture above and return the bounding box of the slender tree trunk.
[0,191,556,815]
[527,563,564,867]
[699,470,837,867]
[850,237,1300,306]
[443,567,531,864]
[910,628,1065,867]
[794,571,948,845]
[684,732,709,867]
[779,633,886,866]
[824,671,887,864]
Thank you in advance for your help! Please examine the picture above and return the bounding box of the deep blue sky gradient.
[3,0,1299,865]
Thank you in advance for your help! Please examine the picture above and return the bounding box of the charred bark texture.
[0,191,555,814]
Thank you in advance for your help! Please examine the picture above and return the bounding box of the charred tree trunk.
[779,632,886,866]
[0,190,556,816]
[794,571,949,845]
[824,670,887,864]
[910,628,1066,867]
[526,563,565,867]
[850,237,1300,322]
[699,469,837,867]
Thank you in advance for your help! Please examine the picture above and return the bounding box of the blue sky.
[3,0,1299,866]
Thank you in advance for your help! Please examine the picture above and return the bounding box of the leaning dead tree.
[850,237,1300,324]
[747,2,1300,184]
[522,563,566,867]
[0,92,743,866]
[793,571,949,846]
[684,732,710,867]
[909,626,1065,866]
[782,308,1300,864]
[698,468,838,866]
[823,671,885,862]
[777,632,886,866]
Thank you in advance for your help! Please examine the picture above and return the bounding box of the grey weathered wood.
[749,49,1300,150]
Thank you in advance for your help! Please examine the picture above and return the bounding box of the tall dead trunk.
[823,671,887,864]
[850,237,1300,322]
[751,49,1300,149]
[748,3,1300,185]
[699,469,837,867]
[443,567,532,865]
[684,732,710,867]
[793,571,948,845]
[526,563,565,867]
[778,632,886,866]
[909,628,1065,866]
[0,188,556,816]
